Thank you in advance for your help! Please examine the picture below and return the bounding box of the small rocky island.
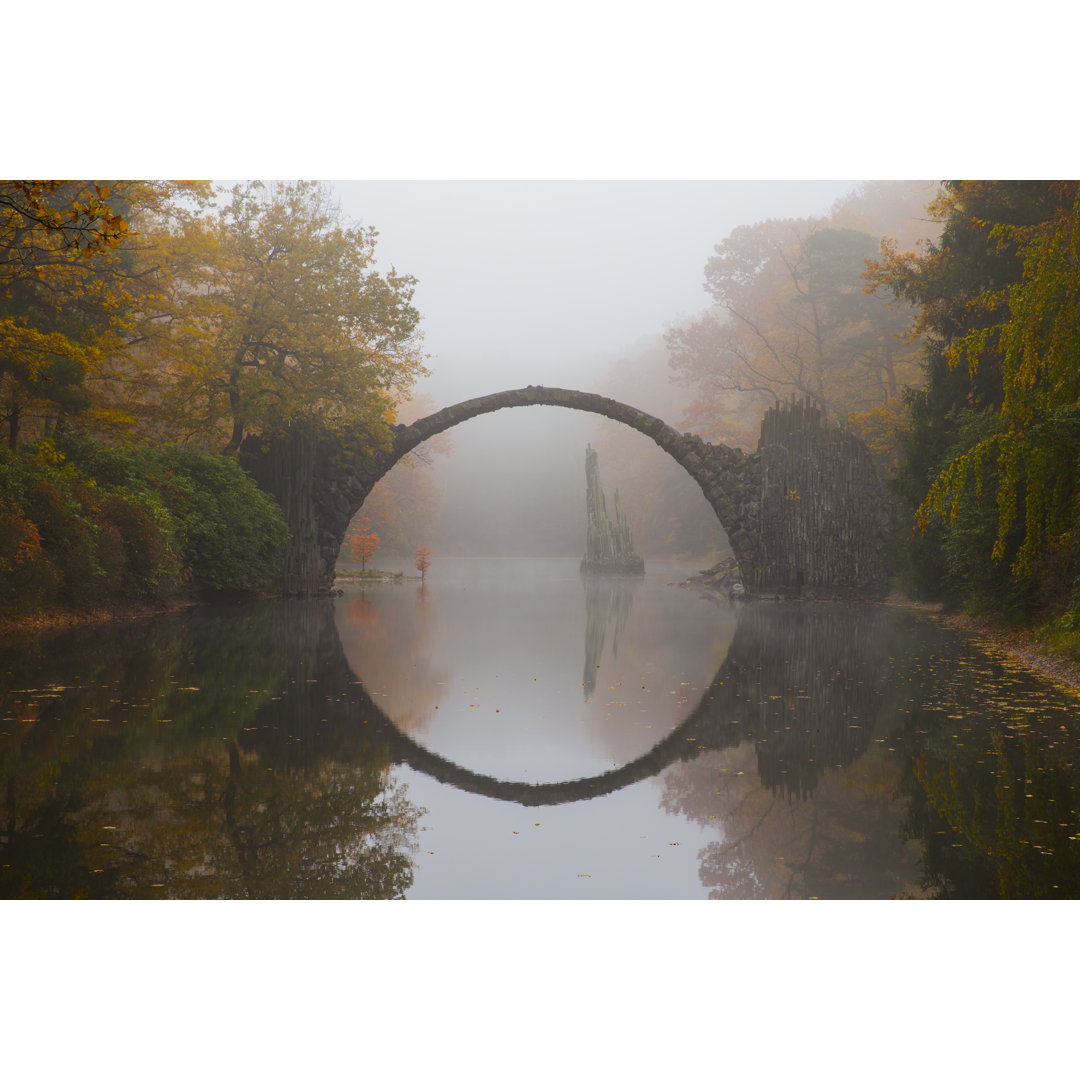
[581,444,644,574]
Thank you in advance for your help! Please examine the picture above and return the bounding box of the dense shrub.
[99,493,182,600]
[143,448,288,592]
[0,438,288,616]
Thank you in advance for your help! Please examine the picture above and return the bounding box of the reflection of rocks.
[665,742,926,900]
[581,574,641,700]
[658,602,926,899]
[581,444,645,575]
[697,602,902,799]
[663,606,1080,898]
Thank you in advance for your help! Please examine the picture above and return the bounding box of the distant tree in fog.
[356,394,447,555]
[589,336,728,557]
[667,181,937,459]
[414,546,432,581]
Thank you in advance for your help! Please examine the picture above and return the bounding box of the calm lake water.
[3,556,1080,899]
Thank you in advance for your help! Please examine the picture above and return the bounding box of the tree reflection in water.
[5,593,1080,899]
[889,630,1080,899]
[660,603,1080,899]
[659,602,926,899]
[0,602,422,899]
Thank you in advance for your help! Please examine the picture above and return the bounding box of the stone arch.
[240,387,895,598]
[350,385,760,581]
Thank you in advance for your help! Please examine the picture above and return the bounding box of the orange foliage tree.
[413,546,432,581]
[347,513,379,570]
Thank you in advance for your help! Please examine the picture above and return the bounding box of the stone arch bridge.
[240,386,897,600]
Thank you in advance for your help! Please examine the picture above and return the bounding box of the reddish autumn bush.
[0,503,61,614]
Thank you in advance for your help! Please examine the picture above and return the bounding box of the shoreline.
[5,575,1080,698]
[0,595,206,638]
[333,569,404,585]
[937,611,1080,697]
[881,590,1080,696]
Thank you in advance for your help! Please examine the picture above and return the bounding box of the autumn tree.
[870,180,1080,617]
[414,546,432,581]
[0,181,131,262]
[156,181,426,451]
[347,513,380,570]
[0,180,209,448]
[667,182,933,451]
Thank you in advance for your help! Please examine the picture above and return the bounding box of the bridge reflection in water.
[290,597,904,807]
[7,591,1080,899]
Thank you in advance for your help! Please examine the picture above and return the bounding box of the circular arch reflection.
[343,600,901,806]
[356,661,732,806]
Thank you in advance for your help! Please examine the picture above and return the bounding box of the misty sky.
[329,179,867,557]
[332,179,859,405]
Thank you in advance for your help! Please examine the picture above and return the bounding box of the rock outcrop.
[581,444,644,574]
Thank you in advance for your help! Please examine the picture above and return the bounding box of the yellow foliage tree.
[152,181,427,451]
[0,180,210,447]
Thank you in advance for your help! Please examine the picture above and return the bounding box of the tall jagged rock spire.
[581,444,644,574]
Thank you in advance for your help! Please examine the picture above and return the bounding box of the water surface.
[3,557,1079,899]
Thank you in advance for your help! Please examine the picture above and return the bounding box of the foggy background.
[332,180,860,562]
[334,180,856,402]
